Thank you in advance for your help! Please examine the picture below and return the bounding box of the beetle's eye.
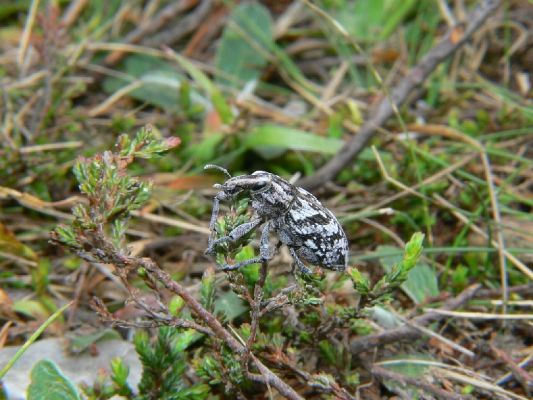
[252,181,269,192]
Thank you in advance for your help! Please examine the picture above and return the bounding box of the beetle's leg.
[218,221,274,271]
[258,221,275,260]
[217,256,264,271]
[206,197,221,253]
[289,248,312,274]
[206,217,263,255]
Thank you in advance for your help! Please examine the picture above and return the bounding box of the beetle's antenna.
[204,164,232,179]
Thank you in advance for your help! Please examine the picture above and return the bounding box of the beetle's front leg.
[218,221,274,271]
[206,217,263,255]
[207,197,221,253]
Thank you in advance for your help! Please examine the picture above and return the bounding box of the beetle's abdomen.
[280,188,348,271]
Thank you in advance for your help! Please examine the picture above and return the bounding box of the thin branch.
[349,284,481,354]
[134,255,305,400]
[242,261,268,371]
[483,343,533,395]
[89,297,213,335]
[298,0,502,190]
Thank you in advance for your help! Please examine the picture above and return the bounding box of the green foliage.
[378,245,439,304]
[350,233,426,309]
[211,198,258,277]
[170,52,234,125]
[110,358,133,397]
[200,268,216,312]
[213,290,248,321]
[31,258,51,296]
[103,55,208,115]
[52,126,180,251]
[0,303,72,381]
[244,124,343,159]
[27,360,81,400]
[67,329,122,355]
[324,0,418,42]
[196,346,248,391]
[215,2,273,89]
[33,328,209,400]
[135,327,209,400]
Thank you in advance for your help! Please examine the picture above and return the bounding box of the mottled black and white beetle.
[205,165,348,273]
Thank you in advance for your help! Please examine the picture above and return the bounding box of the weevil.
[205,165,348,273]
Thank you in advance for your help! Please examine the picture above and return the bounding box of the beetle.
[204,165,348,273]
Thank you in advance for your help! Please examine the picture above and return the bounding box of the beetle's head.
[204,165,273,201]
[214,172,271,201]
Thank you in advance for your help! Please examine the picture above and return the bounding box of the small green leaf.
[236,245,260,286]
[377,233,437,304]
[103,55,208,112]
[110,357,132,396]
[174,329,203,352]
[53,226,79,249]
[349,267,370,295]
[215,2,273,89]
[200,268,216,312]
[12,299,50,320]
[31,259,51,296]
[67,329,121,354]
[245,124,343,158]
[214,291,247,321]
[0,222,38,262]
[27,360,80,400]
[318,340,338,366]
[402,263,439,304]
[169,295,186,316]
[170,52,234,124]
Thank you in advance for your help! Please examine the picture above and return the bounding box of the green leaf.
[169,52,234,124]
[175,384,210,400]
[214,291,247,321]
[169,295,186,316]
[402,263,439,303]
[174,329,203,352]
[31,258,50,296]
[215,2,273,89]
[110,357,130,388]
[186,133,225,164]
[379,0,418,40]
[27,360,80,400]
[103,55,208,112]
[244,124,343,158]
[318,340,338,366]
[377,243,438,304]
[327,0,418,42]
[349,267,370,295]
[0,222,38,262]
[67,329,121,354]
[236,245,260,286]
[12,299,50,320]
[200,268,216,312]
[379,356,434,398]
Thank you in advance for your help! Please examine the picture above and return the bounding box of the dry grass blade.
[423,309,533,320]
[438,369,529,400]
[299,0,503,189]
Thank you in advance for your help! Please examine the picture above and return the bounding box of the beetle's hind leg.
[289,248,312,274]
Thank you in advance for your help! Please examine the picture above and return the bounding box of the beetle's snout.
[213,183,223,190]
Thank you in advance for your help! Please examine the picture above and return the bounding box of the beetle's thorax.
[249,172,295,217]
